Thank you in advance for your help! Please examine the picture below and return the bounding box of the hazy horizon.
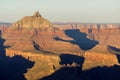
[0,0,120,23]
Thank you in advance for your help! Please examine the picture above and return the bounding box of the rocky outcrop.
[5,49,60,80]
[10,11,53,30]
[33,11,41,17]
[83,45,119,70]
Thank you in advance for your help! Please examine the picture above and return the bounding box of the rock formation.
[10,11,53,30]
[1,12,120,53]
[33,11,41,17]
[5,48,119,80]
[1,11,120,80]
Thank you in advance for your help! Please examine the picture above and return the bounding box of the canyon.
[0,12,120,80]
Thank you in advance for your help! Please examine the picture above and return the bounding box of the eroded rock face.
[10,11,52,30]
[2,29,83,53]
[2,27,120,54]
[1,12,120,55]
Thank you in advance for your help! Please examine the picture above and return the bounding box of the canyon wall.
[1,12,120,54]
[2,26,120,54]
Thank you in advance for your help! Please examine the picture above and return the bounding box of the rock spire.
[33,11,41,17]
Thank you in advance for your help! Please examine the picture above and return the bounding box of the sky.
[0,0,120,23]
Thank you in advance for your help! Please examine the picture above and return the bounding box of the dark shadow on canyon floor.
[0,30,34,80]
[108,46,120,52]
[117,54,120,63]
[107,45,120,63]
[59,54,84,68]
[54,29,99,50]
[40,62,120,80]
